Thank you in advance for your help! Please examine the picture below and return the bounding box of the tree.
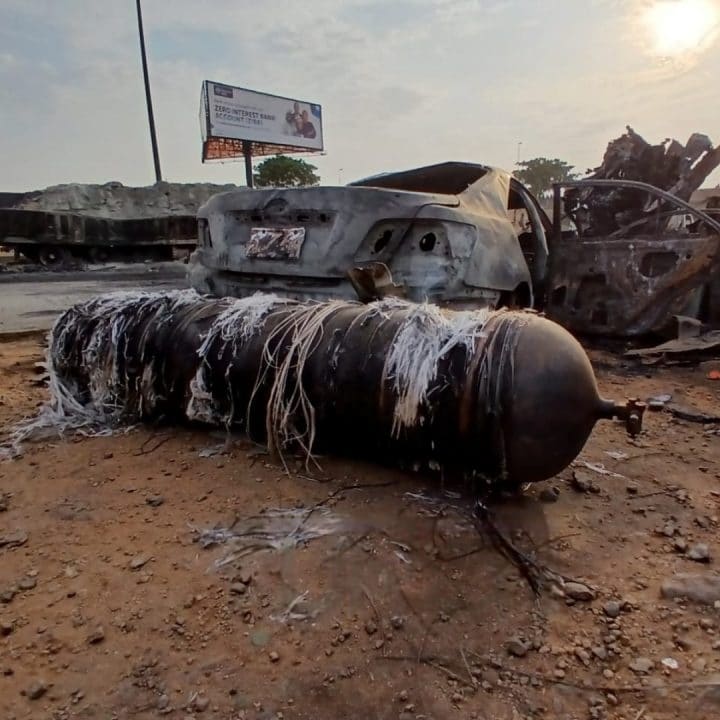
[253,155,321,188]
[514,157,578,197]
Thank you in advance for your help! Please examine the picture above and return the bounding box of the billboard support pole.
[136,0,162,183]
[243,141,254,188]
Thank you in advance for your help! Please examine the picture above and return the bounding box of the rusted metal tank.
[48,291,643,487]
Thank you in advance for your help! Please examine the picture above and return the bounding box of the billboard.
[200,81,323,161]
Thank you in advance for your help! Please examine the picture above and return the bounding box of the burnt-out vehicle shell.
[546,179,720,336]
[189,163,549,309]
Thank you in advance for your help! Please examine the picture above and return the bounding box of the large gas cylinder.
[48,291,643,487]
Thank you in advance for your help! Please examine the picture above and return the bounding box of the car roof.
[349,161,497,196]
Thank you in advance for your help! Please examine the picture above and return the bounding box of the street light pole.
[136,0,162,183]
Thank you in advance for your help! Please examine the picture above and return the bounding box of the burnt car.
[188,162,552,310]
[546,179,720,335]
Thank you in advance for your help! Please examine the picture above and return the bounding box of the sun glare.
[645,0,719,56]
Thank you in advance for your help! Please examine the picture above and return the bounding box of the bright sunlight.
[644,0,720,56]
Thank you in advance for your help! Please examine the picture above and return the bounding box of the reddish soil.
[1,337,720,720]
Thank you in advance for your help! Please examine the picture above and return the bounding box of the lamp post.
[136,0,162,182]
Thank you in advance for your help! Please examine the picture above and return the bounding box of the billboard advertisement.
[201,81,323,154]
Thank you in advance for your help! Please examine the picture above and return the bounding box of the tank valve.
[599,397,646,437]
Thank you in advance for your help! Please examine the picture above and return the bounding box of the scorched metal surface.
[189,162,550,310]
[43,291,643,487]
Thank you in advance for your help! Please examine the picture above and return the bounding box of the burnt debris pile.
[11,291,642,485]
[565,126,720,237]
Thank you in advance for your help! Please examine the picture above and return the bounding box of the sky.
[1,0,719,191]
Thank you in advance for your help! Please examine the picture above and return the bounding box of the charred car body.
[189,162,551,310]
[189,130,720,336]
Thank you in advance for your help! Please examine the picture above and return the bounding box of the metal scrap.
[546,128,720,336]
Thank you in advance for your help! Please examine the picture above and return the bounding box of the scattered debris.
[626,328,720,361]
[196,507,356,567]
[269,591,313,624]
[576,461,624,479]
[666,403,720,424]
[605,450,628,461]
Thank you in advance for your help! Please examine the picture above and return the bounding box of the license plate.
[247,227,306,260]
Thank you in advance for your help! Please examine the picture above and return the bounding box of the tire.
[38,246,70,267]
[89,246,111,263]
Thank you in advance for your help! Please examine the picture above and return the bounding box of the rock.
[505,637,529,658]
[0,590,16,604]
[146,495,165,507]
[0,619,13,636]
[364,621,377,635]
[603,601,621,618]
[129,554,150,570]
[564,582,595,601]
[687,543,711,563]
[571,471,593,493]
[268,650,280,663]
[674,538,688,553]
[481,668,500,685]
[87,627,105,644]
[539,487,560,503]
[661,522,677,538]
[626,482,639,495]
[700,618,715,630]
[0,529,28,549]
[157,694,170,710]
[592,646,607,661]
[251,630,269,647]
[193,695,210,712]
[629,657,654,674]
[0,493,9,512]
[18,576,36,590]
[575,648,590,665]
[390,615,405,630]
[229,583,247,595]
[25,680,48,700]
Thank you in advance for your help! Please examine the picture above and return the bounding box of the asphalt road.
[0,262,190,335]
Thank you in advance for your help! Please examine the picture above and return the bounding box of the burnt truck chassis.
[0,208,198,266]
[545,179,720,336]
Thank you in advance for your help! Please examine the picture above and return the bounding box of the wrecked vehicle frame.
[189,162,551,311]
[188,162,720,338]
[546,178,720,336]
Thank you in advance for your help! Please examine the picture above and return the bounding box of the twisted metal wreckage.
[8,291,644,495]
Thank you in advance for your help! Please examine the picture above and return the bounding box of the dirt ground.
[1,337,719,720]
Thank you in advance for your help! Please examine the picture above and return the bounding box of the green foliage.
[253,155,321,188]
[514,157,578,196]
